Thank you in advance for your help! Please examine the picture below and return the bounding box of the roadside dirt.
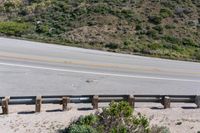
[0,103,199,133]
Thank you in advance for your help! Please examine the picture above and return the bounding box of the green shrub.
[148,43,162,50]
[75,114,98,126]
[181,38,197,47]
[123,39,133,46]
[148,16,162,24]
[165,24,176,29]
[162,35,181,44]
[160,8,173,18]
[147,30,159,39]
[67,124,97,133]
[136,24,142,31]
[120,9,135,21]
[163,43,181,51]
[153,25,163,34]
[193,49,200,60]
[160,1,175,9]
[0,21,33,36]
[64,101,169,133]
[105,43,119,49]
[36,24,49,34]
[103,101,133,118]
[3,1,16,12]
[88,3,111,14]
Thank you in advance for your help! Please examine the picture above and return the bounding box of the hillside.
[0,0,200,61]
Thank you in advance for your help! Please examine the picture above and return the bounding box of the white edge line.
[0,62,200,83]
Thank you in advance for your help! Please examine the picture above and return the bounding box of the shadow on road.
[18,111,35,115]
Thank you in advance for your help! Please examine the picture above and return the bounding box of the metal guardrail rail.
[0,95,200,114]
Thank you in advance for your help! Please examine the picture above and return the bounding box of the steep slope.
[0,0,200,61]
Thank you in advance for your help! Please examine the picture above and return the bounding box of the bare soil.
[0,103,200,133]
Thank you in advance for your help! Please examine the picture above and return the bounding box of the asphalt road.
[0,37,200,96]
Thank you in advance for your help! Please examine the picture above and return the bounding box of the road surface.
[0,37,200,96]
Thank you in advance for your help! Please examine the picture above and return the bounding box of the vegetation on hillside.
[63,101,170,133]
[0,0,200,61]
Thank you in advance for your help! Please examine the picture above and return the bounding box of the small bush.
[123,39,133,46]
[160,1,175,9]
[181,38,197,47]
[75,114,98,126]
[66,124,97,133]
[120,9,135,21]
[103,101,133,118]
[165,24,176,29]
[147,30,159,39]
[153,25,163,34]
[163,43,180,51]
[193,49,200,60]
[148,43,162,50]
[88,3,111,14]
[162,35,181,44]
[105,43,119,49]
[135,24,142,31]
[36,24,49,34]
[148,16,162,24]
[160,8,172,18]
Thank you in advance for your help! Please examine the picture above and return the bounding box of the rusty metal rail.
[0,95,200,114]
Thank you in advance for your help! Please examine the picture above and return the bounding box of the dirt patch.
[0,104,200,133]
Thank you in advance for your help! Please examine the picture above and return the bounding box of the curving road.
[0,37,200,96]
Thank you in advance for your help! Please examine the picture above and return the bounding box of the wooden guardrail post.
[195,95,200,108]
[62,97,70,111]
[162,96,170,109]
[128,95,135,108]
[92,95,99,109]
[35,96,42,113]
[2,96,10,114]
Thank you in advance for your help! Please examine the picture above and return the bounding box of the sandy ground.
[0,103,200,133]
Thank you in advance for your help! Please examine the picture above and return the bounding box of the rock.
[175,7,193,16]
[175,8,184,15]
[187,20,199,27]
[183,8,193,14]
[175,121,182,125]
[86,79,98,83]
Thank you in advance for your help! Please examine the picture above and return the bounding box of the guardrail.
[0,95,200,115]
